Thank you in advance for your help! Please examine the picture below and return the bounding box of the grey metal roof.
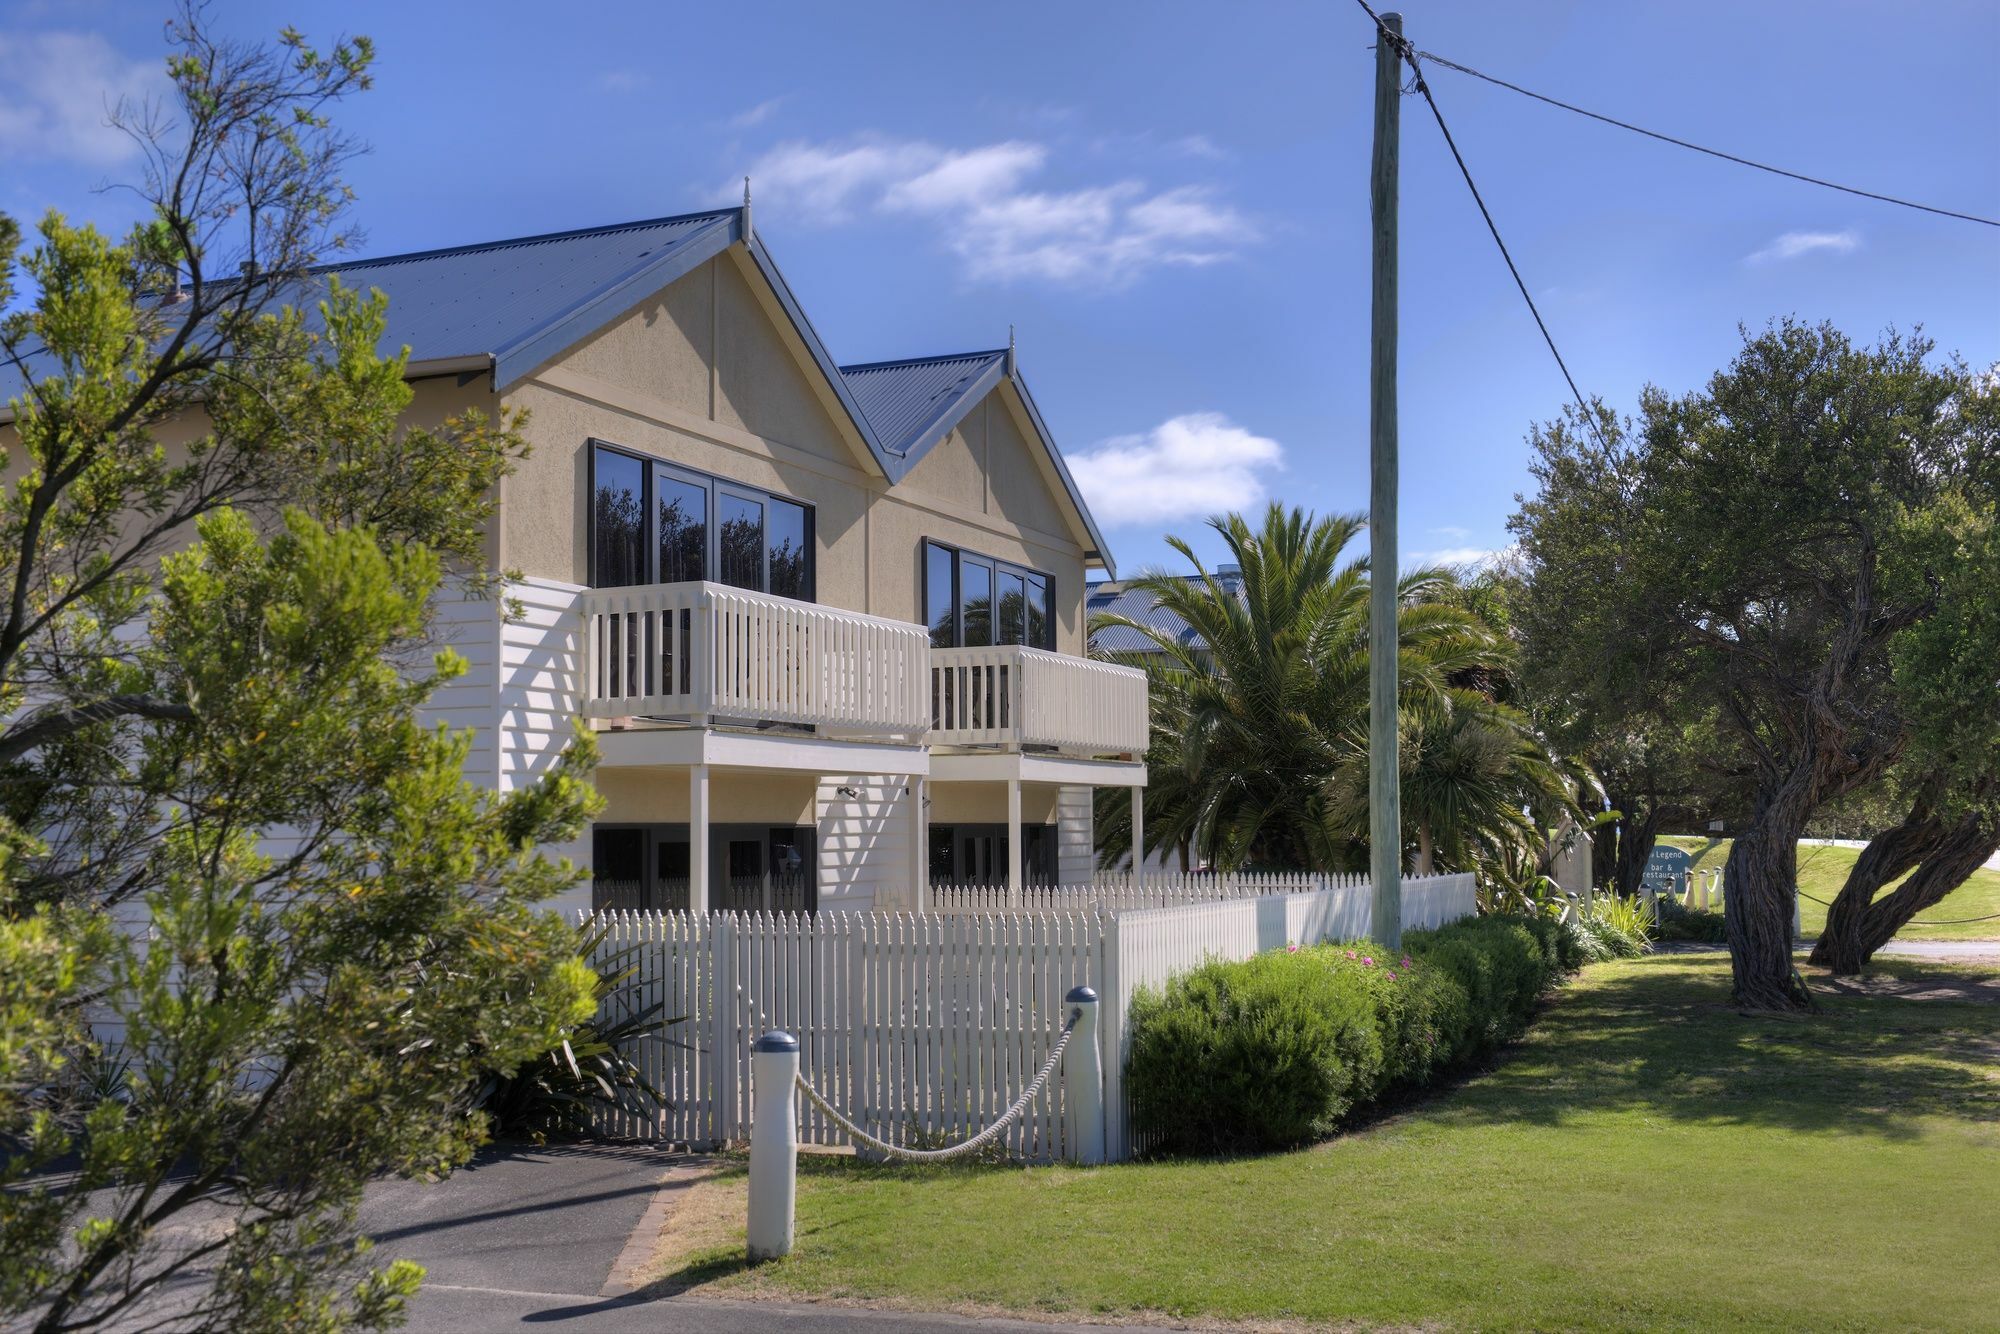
[1087,570,1243,655]
[3,206,1119,572]
[334,210,741,386]
[838,350,1007,458]
[0,210,742,399]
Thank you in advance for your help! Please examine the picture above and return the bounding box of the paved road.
[1877,939,2000,963]
[361,1144,1148,1332]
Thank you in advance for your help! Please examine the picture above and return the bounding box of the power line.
[1353,2,1609,447]
[1415,49,2000,229]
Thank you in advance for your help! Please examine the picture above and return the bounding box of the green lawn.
[1659,835,2000,940]
[670,954,2000,1331]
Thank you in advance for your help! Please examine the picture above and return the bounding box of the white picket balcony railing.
[930,645,1148,755]
[580,581,931,738]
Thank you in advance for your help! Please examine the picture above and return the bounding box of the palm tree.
[1092,504,1545,874]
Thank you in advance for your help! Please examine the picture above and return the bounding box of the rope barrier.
[1794,888,2000,927]
[792,1008,1080,1163]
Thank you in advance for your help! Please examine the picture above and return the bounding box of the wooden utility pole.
[1368,9,1404,949]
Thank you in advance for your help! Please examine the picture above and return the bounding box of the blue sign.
[1643,846,1692,887]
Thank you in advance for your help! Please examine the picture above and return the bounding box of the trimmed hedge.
[1126,914,1569,1157]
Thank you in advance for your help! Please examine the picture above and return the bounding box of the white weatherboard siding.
[816,776,914,912]
[423,577,593,913]
[500,579,591,912]
[1057,785,1095,882]
[496,578,584,793]
[422,580,504,788]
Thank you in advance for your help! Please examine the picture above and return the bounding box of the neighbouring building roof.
[838,349,1008,460]
[1087,566,1244,656]
[1,207,1118,572]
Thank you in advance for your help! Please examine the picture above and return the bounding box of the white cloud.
[1428,525,1471,542]
[1068,413,1284,526]
[598,69,646,92]
[724,135,1253,285]
[729,97,785,129]
[1415,544,1515,569]
[1745,229,1860,264]
[881,142,1045,213]
[0,30,165,166]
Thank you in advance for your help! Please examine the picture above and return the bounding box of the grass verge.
[663,953,2000,1331]
[1658,835,2000,941]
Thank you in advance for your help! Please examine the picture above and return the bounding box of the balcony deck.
[580,582,931,740]
[930,644,1148,757]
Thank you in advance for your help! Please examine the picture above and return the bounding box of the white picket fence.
[928,870,1371,915]
[580,871,1477,1162]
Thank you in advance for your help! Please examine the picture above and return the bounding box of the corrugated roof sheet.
[1087,571,1243,655]
[326,210,735,369]
[838,350,1007,457]
[0,210,738,401]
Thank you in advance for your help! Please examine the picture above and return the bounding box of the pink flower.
[1344,950,1355,959]
[1401,957,1412,968]
[1287,943,1299,953]
[1386,970,1398,980]
[1362,956,1374,966]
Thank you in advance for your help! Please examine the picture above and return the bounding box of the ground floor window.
[927,823,1057,886]
[592,822,817,913]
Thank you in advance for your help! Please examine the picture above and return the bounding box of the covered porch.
[593,727,929,914]
[923,750,1147,910]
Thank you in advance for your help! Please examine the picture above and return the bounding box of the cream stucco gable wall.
[493,243,1093,652]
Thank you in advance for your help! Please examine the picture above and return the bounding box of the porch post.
[1130,787,1145,891]
[690,763,711,914]
[908,777,928,913]
[1007,776,1023,910]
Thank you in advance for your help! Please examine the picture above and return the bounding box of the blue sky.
[4,0,1996,578]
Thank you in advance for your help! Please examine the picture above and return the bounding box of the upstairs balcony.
[580,582,932,741]
[930,645,1148,757]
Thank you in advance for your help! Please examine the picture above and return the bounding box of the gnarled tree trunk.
[1808,789,1943,974]
[1612,798,1660,899]
[1723,771,1818,1011]
[1852,814,2000,959]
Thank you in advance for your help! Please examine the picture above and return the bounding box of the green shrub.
[1585,893,1653,956]
[1128,916,1566,1157]
[1655,895,1729,943]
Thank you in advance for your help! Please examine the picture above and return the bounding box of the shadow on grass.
[1428,955,2000,1141]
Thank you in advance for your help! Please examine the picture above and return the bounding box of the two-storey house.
[201,205,1148,915]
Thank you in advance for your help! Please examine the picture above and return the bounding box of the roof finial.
[1005,323,1017,376]
[741,175,753,239]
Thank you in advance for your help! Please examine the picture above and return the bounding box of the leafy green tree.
[0,11,601,1329]
[1510,322,1981,1009]
[1811,478,2000,973]
[1093,505,1564,877]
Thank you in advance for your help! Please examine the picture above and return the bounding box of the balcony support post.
[1130,787,1145,891]
[908,777,929,913]
[690,763,711,914]
[1007,777,1023,911]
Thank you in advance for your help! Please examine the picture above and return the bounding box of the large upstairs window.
[923,539,1055,651]
[590,441,814,599]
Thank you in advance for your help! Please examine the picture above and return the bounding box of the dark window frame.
[921,538,1056,651]
[588,440,816,600]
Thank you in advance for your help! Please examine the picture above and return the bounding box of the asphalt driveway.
[359,1143,1145,1332]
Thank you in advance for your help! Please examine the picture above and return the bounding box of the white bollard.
[747,1030,799,1262]
[1062,985,1105,1166]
